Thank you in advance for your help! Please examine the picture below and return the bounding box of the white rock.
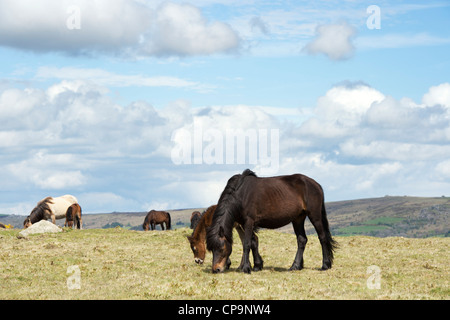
[18,220,62,239]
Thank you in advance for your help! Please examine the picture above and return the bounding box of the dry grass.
[0,227,448,299]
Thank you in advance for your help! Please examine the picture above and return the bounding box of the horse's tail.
[321,199,338,266]
[166,212,171,230]
[76,205,82,229]
[66,205,74,221]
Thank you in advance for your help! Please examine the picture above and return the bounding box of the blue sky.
[0,0,449,214]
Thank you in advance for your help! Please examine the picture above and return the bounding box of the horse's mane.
[206,169,256,251]
[143,210,153,227]
[190,205,216,240]
[190,211,202,229]
[28,197,53,223]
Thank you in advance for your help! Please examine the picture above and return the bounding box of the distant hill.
[1,196,449,237]
[323,196,450,238]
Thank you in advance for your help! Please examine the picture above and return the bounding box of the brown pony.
[143,210,171,231]
[206,169,337,274]
[64,203,83,229]
[187,205,262,270]
[190,211,202,229]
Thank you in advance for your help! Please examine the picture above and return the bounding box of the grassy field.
[0,227,448,300]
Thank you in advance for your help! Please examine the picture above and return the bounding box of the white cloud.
[282,81,450,199]
[1,80,450,212]
[298,83,385,140]
[422,83,450,109]
[78,192,149,213]
[249,16,270,35]
[37,67,203,90]
[32,171,86,190]
[356,33,450,50]
[6,150,88,190]
[0,0,151,54]
[0,1,240,57]
[316,83,385,121]
[435,160,450,179]
[303,21,356,61]
[141,2,240,56]
[0,88,47,129]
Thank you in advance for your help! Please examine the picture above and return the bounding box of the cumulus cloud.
[1,79,449,212]
[6,151,87,190]
[0,0,240,57]
[422,82,450,109]
[285,81,450,199]
[303,21,356,61]
[0,79,284,209]
[142,2,241,56]
[297,82,450,152]
[250,16,270,35]
[0,0,151,54]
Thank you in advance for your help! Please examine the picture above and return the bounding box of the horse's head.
[143,221,149,231]
[23,217,32,229]
[209,226,232,273]
[187,235,206,265]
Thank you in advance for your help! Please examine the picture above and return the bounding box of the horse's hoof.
[253,260,263,272]
[241,265,252,274]
[253,265,263,272]
[289,264,303,271]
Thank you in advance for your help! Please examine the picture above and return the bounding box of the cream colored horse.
[23,195,80,228]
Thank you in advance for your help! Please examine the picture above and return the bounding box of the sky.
[0,0,449,214]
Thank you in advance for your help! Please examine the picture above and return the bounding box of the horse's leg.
[290,213,307,271]
[251,232,264,271]
[240,221,254,274]
[235,225,263,271]
[161,223,165,231]
[51,214,56,225]
[235,225,246,271]
[308,210,333,270]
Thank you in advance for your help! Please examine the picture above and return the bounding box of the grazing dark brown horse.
[64,203,83,229]
[190,211,202,230]
[143,210,171,231]
[188,205,262,270]
[206,169,337,274]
